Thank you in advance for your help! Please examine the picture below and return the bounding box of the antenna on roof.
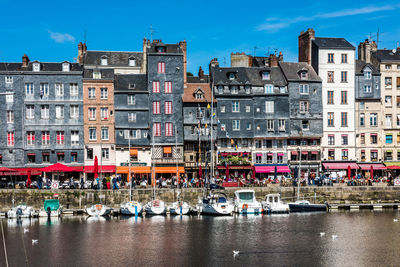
[149,24,155,42]
[253,46,258,57]
[84,30,87,44]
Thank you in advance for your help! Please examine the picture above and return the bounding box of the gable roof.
[0,62,82,72]
[372,49,400,62]
[313,37,355,50]
[355,60,380,75]
[114,74,147,92]
[83,51,143,66]
[83,68,114,79]
[279,62,321,82]
[183,82,214,103]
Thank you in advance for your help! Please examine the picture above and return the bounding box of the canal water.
[0,211,399,266]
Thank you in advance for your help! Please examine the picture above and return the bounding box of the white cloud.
[48,30,75,43]
[256,4,400,32]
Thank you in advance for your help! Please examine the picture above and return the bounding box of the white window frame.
[5,76,13,84]
[55,83,64,96]
[267,120,274,131]
[101,127,109,140]
[364,85,372,93]
[100,87,108,99]
[88,107,96,120]
[41,105,49,119]
[5,93,13,103]
[88,87,96,99]
[265,101,274,113]
[232,120,240,131]
[127,95,135,105]
[264,84,273,94]
[70,83,78,96]
[102,148,109,160]
[278,119,285,131]
[71,131,79,145]
[32,63,40,72]
[128,112,136,122]
[25,83,34,95]
[70,105,79,119]
[26,105,34,119]
[62,63,70,72]
[299,84,309,94]
[89,128,96,140]
[7,111,13,123]
[40,83,49,97]
[101,107,108,120]
[262,72,270,80]
[232,101,240,112]
[221,105,225,113]
[245,105,250,112]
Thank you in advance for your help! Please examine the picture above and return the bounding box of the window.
[299,101,309,113]
[128,112,136,122]
[102,148,109,160]
[7,132,14,146]
[57,152,65,162]
[245,85,251,94]
[265,101,274,113]
[93,71,101,79]
[341,134,348,145]
[164,81,172,93]
[341,91,347,104]
[328,112,334,127]
[328,53,334,63]
[25,83,34,95]
[165,123,173,136]
[267,120,274,131]
[101,107,108,120]
[342,149,348,160]
[157,62,165,73]
[26,131,35,145]
[33,63,40,71]
[5,93,13,103]
[370,113,377,126]
[256,154,262,163]
[302,120,309,130]
[370,133,378,144]
[385,151,393,161]
[26,105,34,119]
[153,101,160,114]
[41,105,49,119]
[229,73,235,80]
[218,86,223,94]
[231,86,238,94]
[300,72,307,80]
[101,56,108,65]
[299,84,309,94]
[62,63,70,72]
[40,83,49,97]
[70,152,77,162]
[127,95,135,105]
[53,105,63,119]
[262,72,270,80]
[56,131,64,145]
[165,101,172,114]
[386,134,393,144]
[397,77,400,89]
[328,135,335,145]
[232,101,240,112]
[152,81,160,93]
[364,85,372,93]
[221,123,226,131]
[232,120,240,131]
[88,107,96,120]
[42,153,50,163]
[70,105,79,119]
[101,127,109,140]
[100,87,108,99]
[70,84,78,96]
[341,112,348,127]
[385,77,392,88]
[365,71,371,80]
[327,91,334,104]
[360,113,365,126]
[278,120,285,131]
[89,128,96,140]
[386,115,392,127]
[55,83,64,96]
[245,105,251,112]
[7,111,13,123]
[371,151,378,161]
[220,105,225,113]
[385,64,392,70]
[341,71,348,82]
[360,102,365,109]
[327,71,334,83]
[86,148,93,160]
[5,76,12,84]
[397,115,400,126]
[264,84,273,93]
[42,131,50,145]
[88,87,96,99]
[71,131,79,145]
[247,123,252,130]
[341,53,347,63]
[27,153,36,163]
[153,123,161,136]
[360,133,365,145]
[385,96,392,107]
[129,58,136,66]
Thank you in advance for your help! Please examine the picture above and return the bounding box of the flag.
[207,103,211,109]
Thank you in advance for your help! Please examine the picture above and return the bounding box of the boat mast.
[210,68,215,179]
[151,126,155,200]
[129,135,132,202]
[297,131,302,201]
[175,125,179,187]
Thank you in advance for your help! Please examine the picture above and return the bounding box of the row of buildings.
[0,29,399,181]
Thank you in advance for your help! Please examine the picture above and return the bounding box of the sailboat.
[169,192,191,215]
[197,191,233,216]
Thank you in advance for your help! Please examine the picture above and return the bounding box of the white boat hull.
[234,204,262,214]
[198,203,234,216]
[7,205,35,218]
[169,201,191,215]
[38,209,62,217]
[120,202,143,216]
[86,204,112,216]
[145,200,166,215]
[262,202,290,213]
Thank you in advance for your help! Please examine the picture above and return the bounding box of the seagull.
[332,235,338,240]
[23,228,29,234]
[320,232,325,237]
[32,239,38,245]
[394,219,398,222]
[233,250,239,256]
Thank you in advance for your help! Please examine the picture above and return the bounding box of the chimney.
[298,28,315,64]
[231,52,250,67]
[210,58,219,68]
[358,39,374,63]
[198,66,205,80]
[269,54,278,67]
[278,51,283,62]
[179,40,187,85]
[77,42,87,64]
[22,54,29,67]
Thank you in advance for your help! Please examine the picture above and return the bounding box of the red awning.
[323,163,359,170]
[277,166,291,173]
[291,151,298,155]
[301,151,308,155]
[40,163,76,172]
[277,153,284,156]
[358,163,386,170]
[311,151,319,155]
[70,166,84,172]
[256,153,262,157]
[85,165,115,173]
[255,165,290,173]
[267,153,273,156]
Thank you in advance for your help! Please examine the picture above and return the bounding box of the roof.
[83,51,143,66]
[372,49,400,62]
[355,60,380,75]
[147,41,183,54]
[279,62,321,82]
[0,62,82,72]
[211,66,287,87]
[183,82,215,103]
[187,75,210,83]
[313,37,355,50]
[114,74,147,91]
[83,68,114,79]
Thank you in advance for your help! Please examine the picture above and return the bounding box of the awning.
[358,163,386,170]
[255,165,291,173]
[384,162,400,168]
[27,153,35,156]
[277,153,284,156]
[291,151,298,155]
[267,153,273,156]
[228,165,252,170]
[301,151,308,155]
[154,166,184,174]
[323,162,359,170]
[70,166,84,172]
[311,151,319,155]
[130,149,138,157]
[117,166,151,174]
[256,153,262,157]
[85,165,115,173]
[163,147,172,154]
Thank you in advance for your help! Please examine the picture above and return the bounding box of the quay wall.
[0,186,400,210]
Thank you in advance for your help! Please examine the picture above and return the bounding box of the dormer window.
[264,84,273,94]
[262,72,270,80]
[300,71,308,80]
[101,56,108,66]
[93,71,101,79]
[62,63,70,72]
[231,86,238,94]
[33,62,40,72]
[157,46,165,53]
[228,73,235,80]
[195,90,204,99]
[129,57,136,66]
[365,71,371,80]
[129,83,135,89]
[245,85,251,94]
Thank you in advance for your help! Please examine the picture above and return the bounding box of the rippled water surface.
[1,211,399,266]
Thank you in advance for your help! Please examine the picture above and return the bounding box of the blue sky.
[1,0,400,74]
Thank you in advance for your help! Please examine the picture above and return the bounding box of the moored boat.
[262,194,289,214]
[145,199,167,215]
[7,204,35,218]
[197,191,234,216]
[120,201,143,216]
[39,199,62,217]
[86,204,112,216]
[233,189,262,214]
[169,201,191,215]
[288,200,327,212]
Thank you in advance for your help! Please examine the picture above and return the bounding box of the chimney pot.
[22,54,29,67]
